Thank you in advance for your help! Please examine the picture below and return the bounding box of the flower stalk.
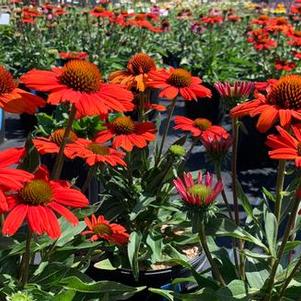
[19,230,32,288]
[156,99,176,164]
[274,160,286,223]
[51,104,77,179]
[199,223,226,287]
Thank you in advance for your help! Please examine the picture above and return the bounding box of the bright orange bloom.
[59,51,88,61]
[64,138,126,167]
[148,68,211,101]
[0,66,45,114]
[0,148,34,212]
[231,75,301,133]
[95,116,156,152]
[2,166,89,239]
[174,116,222,138]
[82,214,129,245]
[33,129,78,155]
[109,53,156,92]
[90,6,113,18]
[20,60,134,117]
[275,60,296,72]
[267,125,301,167]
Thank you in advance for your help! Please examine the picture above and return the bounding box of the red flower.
[148,68,211,101]
[247,29,277,51]
[0,148,34,212]
[174,116,222,138]
[174,172,223,207]
[0,66,45,114]
[95,116,156,152]
[200,126,232,160]
[231,75,301,132]
[20,60,134,117]
[275,60,296,72]
[266,125,301,167]
[65,138,126,167]
[90,6,113,18]
[251,15,270,26]
[82,214,129,245]
[59,51,88,61]
[2,166,89,239]
[201,15,223,25]
[33,129,78,155]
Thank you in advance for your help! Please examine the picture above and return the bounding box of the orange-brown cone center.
[194,118,212,130]
[167,69,192,88]
[60,60,101,93]
[111,116,135,134]
[267,75,301,110]
[87,143,110,155]
[20,179,53,205]
[50,129,78,146]
[93,223,112,235]
[94,6,104,13]
[0,66,17,95]
[127,53,156,75]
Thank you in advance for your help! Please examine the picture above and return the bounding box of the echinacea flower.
[59,51,88,61]
[214,81,254,109]
[174,116,223,138]
[0,147,34,212]
[0,66,45,114]
[148,68,211,101]
[231,75,301,132]
[266,124,301,167]
[64,138,126,167]
[90,6,113,18]
[174,172,223,207]
[109,53,156,92]
[275,60,296,72]
[82,214,129,245]
[2,166,89,239]
[33,128,78,155]
[200,126,232,162]
[20,60,134,117]
[95,116,156,152]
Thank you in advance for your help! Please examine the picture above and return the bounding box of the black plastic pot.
[184,83,222,125]
[237,116,276,171]
[87,254,205,301]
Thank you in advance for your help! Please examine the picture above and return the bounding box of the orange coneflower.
[2,165,89,239]
[64,138,126,167]
[148,68,211,101]
[267,124,301,167]
[33,128,78,155]
[95,115,156,152]
[109,53,156,92]
[0,148,33,212]
[231,75,301,132]
[20,60,134,117]
[174,116,222,138]
[82,214,129,245]
[0,66,45,114]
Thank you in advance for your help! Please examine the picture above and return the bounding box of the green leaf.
[56,221,87,247]
[206,218,269,252]
[94,259,117,271]
[149,288,174,301]
[60,276,145,294]
[264,210,277,257]
[52,290,76,301]
[284,241,301,254]
[236,180,255,223]
[128,231,142,281]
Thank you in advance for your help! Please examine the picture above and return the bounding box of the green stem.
[51,104,77,180]
[231,117,239,226]
[156,99,176,164]
[215,162,234,221]
[199,223,226,287]
[19,231,32,288]
[274,160,286,224]
[278,250,301,298]
[264,197,301,301]
[231,118,245,280]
